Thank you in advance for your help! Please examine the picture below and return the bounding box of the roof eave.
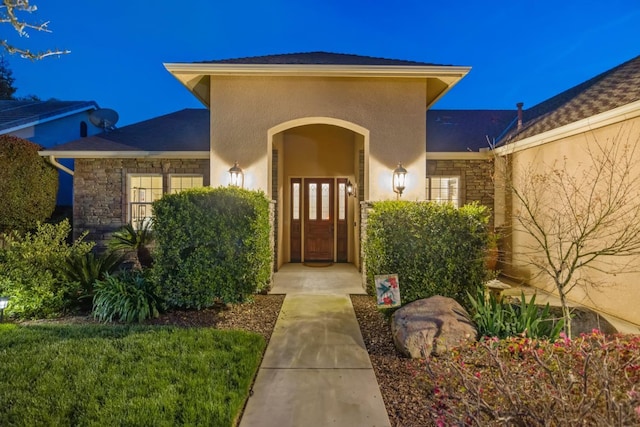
[164,63,471,109]
[164,62,471,78]
[39,150,211,159]
[0,102,99,134]
[494,99,640,156]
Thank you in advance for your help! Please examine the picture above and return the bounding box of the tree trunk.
[559,291,572,338]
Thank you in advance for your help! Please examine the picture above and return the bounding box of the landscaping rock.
[548,306,618,337]
[391,296,477,358]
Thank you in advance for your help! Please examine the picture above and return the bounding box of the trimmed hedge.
[364,201,489,306]
[0,135,57,233]
[151,187,272,309]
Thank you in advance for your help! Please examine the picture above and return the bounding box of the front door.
[304,178,334,261]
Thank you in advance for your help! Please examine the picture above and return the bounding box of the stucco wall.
[74,158,210,247]
[208,76,427,201]
[274,124,359,267]
[504,118,640,325]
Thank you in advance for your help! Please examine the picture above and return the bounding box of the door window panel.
[308,183,317,220]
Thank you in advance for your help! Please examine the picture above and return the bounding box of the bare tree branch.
[0,0,70,60]
[504,125,640,336]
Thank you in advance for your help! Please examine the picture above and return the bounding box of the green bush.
[0,135,58,233]
[93,271,160,323]
[467,289,564,340]
[363,201,488,306]
[0,220,94,318]
[151,187,272,309]
[60,250,124,310]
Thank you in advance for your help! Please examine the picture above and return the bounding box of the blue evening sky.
[7,0,640,127]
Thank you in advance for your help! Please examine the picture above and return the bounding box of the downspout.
[47,155,74,176]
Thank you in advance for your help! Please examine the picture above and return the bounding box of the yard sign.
[375,274,401,308]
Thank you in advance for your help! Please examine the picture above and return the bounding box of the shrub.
[108,219,154,269]
[0,135,58,233]
[151,187,272,309]
[424,331,640,426]
[467,289,564,340]
[93,270,160,323]
[60,250,124,310]
[0,220,94,318]
[364,201,488,306]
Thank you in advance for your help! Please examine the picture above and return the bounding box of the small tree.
[1,1,70,60]
[0,55,16,99]
[506,128,640,336]
[0,134,58,233]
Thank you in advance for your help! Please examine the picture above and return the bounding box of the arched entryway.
[268,117,369,270]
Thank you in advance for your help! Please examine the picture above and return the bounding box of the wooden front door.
[304,178,334,261]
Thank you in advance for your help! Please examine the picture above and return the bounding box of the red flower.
[383,296,393,305]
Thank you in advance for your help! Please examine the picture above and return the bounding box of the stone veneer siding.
[74,158,210,248]
[426,158,495,225]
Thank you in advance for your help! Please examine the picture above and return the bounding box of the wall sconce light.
[0,296,9,322]
[393,163,407,198]
[346,180,357,198]
[229,162,244,188]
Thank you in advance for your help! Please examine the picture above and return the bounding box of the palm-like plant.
[108,219,154,268]
[60,250,124,310]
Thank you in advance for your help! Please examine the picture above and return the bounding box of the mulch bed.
[350,295,433,427]
[144,294,285,342]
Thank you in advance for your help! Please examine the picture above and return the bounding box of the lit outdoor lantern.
[392,163,407,198]
[346,180,354,197]
[0,296,9,322]
[229,162,244,188]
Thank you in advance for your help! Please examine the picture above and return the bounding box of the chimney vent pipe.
[516,102,524,130]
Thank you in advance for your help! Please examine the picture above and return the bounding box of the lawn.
[0,323,265,426]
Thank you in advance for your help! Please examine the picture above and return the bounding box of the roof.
[165,51,470,110]
[0,100,99,133]
[43,108,209,155]
[427,109,516,152]
[198,51,446,67]
[501,54,640,143]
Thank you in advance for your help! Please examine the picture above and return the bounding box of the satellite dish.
[89,108,119,131]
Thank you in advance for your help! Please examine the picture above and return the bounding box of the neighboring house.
[40,52,640,325]
[0,100,103,207]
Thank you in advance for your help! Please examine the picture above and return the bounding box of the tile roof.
[198,51,445,67]
[427,109,516,152]
[47,108,209,152]
[0,100,99,132]
[501,54,640,143]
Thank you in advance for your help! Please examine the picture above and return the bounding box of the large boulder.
[391,296,476,358]
[547,306,618,337]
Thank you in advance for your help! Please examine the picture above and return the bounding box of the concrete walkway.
[239,264,391,427]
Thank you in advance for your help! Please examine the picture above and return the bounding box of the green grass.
[0,323,266,426]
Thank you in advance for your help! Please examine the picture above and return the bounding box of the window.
[427,176,460,208]
[129,175,163,228]
[170,175,203,193]
[128,174,204,228]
